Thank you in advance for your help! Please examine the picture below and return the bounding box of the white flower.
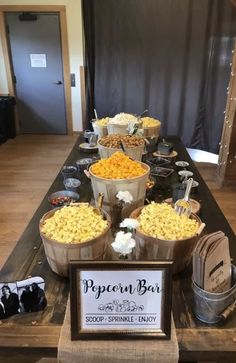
[135,128,144,136]
[120,218,139,230]
[127,121,144,136]
[111,231,136,255]
[116,191,133,204]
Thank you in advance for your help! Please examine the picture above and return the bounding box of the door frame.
[0,5,73,135]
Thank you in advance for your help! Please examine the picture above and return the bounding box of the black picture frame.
[69,261,173,340]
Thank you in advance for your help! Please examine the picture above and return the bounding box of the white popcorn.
[109,113,138,125]
[116,191,133,204]
[111,231,136,256]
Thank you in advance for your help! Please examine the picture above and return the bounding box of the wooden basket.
[107,123,129,135]
[130,207,203,274]
[142,123,161,138]
[92,122,108,138]
[89,163,150,223]
[39,206,112,277]
[98,141,144,161]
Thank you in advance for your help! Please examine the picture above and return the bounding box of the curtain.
[82,0,236,153]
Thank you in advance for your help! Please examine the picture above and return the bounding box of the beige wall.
[0,0,84,131]
[0,40,8,93]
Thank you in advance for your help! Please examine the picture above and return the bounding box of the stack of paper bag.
[193,231,231,293]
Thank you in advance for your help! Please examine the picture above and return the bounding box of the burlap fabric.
[57,298,179,363]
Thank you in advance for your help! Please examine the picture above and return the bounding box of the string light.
[218,52,236,171]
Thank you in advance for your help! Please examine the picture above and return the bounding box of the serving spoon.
[93,192,104,217]
[174,178,193,217]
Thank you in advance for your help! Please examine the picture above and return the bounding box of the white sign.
[70,262,172,339]
[30,54,47,68]
[80,270,162,330]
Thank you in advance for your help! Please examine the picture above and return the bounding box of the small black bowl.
[61,165,77,179]
[63,178,81,192]
[175,160,189,172]
[76,158,94,173]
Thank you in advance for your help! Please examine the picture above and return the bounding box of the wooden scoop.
[174,178,193,217]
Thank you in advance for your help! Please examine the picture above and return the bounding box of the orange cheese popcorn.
[90,151,146,179]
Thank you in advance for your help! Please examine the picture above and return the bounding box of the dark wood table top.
[1,135,236,362]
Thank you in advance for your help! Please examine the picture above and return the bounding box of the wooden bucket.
[98,141,144,161]
[39,206,112,277]
[89,163,150,223]
[92,122,108,138]
[142,123,161,138]
[130,207,203,274]
[107,123,129,135]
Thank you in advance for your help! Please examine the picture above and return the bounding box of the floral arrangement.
[116,191,133,204]
[111,189,140,258]
[111,231,136,257]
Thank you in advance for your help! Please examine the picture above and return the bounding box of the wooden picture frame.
[69,261,173,340]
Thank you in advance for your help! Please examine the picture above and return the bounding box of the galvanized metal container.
[192,265,236,324]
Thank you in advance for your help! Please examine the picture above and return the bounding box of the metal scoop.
[94,108,98,119]
[138,109,148,118]
[174,178,193,217]
[93,192,104,217]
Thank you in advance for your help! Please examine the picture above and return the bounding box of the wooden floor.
[0,135,77,268]
[0,135,235,270]
[196,162,236,235]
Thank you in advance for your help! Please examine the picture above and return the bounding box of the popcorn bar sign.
[70,261,172,340]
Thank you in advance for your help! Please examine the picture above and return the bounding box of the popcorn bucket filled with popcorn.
[140,117,162,152]
[107,113,139,135]
[89,152,150,226]
[98,134,145,161]
[39,203,112,277]
[140,117,161,138]
[130,202,204,274]
[92,117,109,138]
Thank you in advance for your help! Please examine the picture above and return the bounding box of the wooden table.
[0,136,236,362]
